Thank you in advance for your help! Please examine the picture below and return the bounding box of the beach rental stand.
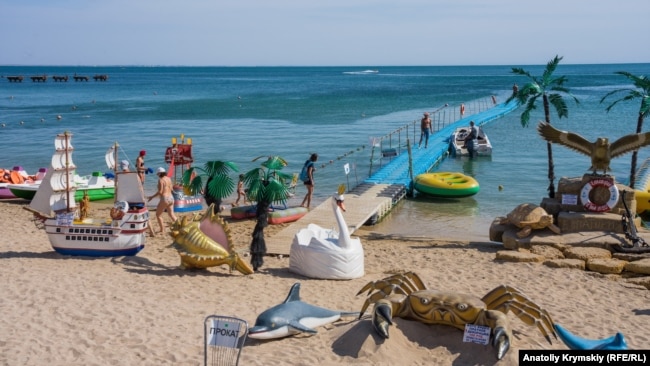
[204,315,248,366]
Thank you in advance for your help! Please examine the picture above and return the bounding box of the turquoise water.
[2,64,649,240]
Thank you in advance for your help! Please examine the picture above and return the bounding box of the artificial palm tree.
[244,155,293,271]
[506,55,579,198]
[182,160,239,211]
[600,72,650,189]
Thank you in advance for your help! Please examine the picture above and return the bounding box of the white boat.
[342,70,379,75]
[26,132,150,257]
[450,126,492,157]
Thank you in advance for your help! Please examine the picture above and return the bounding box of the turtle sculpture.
[499,203,561,238]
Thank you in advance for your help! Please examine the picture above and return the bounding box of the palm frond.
[187,175,205,195]
[520,96,538,127]
[244,156,292,204]
[550,75,569,87]
[264,180,291,203]
[511,67,534,79]
[521,108,532,127]
[542,55,562,83]
[181,167,201,186]
[615,71,650,91]
[205,174,236,199]
[275,171,294,182]
[548,93,569,119]
[204,160,238,176]
[262,156,288,170]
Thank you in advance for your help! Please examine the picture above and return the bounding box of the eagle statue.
[537,122,650,175]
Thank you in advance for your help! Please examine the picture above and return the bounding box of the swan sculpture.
[289,188,364,279]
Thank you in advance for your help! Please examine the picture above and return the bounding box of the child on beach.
[234,174,247,207]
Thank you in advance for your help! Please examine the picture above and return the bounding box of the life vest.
[10,171,24,184]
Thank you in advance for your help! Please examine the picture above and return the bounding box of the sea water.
[1,64,649,240]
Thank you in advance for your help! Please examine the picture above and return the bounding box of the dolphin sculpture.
[248,282,357,340]
[554,324,628,350]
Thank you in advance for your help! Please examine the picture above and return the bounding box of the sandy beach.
[1,198,649,366]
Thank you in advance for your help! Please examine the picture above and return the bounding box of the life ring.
[110,201,129,220]
[460,104,465,115]
[580,179,619,212]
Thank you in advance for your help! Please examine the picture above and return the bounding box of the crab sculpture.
[169,204,254,275]
[357,272,557,360]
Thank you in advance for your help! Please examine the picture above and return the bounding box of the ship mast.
[113,141,119,199]
[64,131,72,213]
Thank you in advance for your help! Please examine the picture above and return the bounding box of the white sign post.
[207,318,242,348]
[462,324,491,345]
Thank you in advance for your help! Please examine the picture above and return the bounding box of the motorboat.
[451,126,492,157]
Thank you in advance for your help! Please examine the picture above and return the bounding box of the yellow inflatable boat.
[413,172,480,198]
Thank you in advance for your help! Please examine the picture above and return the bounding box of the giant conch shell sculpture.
[169,204,254,275]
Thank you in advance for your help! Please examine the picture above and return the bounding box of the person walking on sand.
[234,174,247,207]
[147,167,177,234]
[300,153,318,209]
[136,150,147,183]
[418,112,431,148]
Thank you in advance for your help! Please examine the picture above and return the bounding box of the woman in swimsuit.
[148,167,178,234]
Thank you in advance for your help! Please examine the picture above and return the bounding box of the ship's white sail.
[30,132,77,217]
[105,144,117,171]
[29,168,55,217]
[115,172,146,203]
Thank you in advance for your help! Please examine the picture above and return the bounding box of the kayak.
[231,205,308,224]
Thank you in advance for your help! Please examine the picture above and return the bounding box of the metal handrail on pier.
[368,96,498,178]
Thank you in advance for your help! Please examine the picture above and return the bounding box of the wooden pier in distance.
[6,75,24,82]
[265,183,405,255]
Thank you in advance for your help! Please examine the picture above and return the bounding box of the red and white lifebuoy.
[580,179,619,212]
[460,104,465,115]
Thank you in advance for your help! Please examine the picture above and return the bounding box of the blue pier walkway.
[264,100,518,256]
[364,101,518,188]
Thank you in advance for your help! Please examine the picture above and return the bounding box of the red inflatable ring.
[580,179,619,212]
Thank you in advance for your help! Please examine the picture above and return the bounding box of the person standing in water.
[136,150,147,183]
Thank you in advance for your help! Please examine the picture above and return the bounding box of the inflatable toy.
[248,283,356,340]
[169,204,253,275]
[289,186,364,279]
[554,324,627,350]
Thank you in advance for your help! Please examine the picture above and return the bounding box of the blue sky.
[2,0,648,66]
